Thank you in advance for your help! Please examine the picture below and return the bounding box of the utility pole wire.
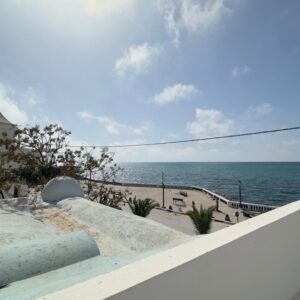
[69,126,300,149]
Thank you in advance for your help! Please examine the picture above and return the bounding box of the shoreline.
[114,162,300,206]
[83,181,253,235]
[83,178,277,213]
[105,184,248,235]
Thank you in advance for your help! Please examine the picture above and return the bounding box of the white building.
[0,112,15,152]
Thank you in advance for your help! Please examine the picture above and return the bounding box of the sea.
[117,162,300,207]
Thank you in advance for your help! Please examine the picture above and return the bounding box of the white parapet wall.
[40,200,300,300]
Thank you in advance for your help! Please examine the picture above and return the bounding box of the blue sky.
[0,0,299,162]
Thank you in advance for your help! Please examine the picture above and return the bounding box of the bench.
[173,198,186,207]
[242,210,260,218]
[179,191,188,197]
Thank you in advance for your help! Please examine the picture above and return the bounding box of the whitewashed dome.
[42,176,84,203]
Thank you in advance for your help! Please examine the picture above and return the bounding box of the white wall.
[0,123,14,153]
[40,200,300,300]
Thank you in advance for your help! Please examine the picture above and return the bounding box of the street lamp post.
[162,172,165,208]
[238,180,242,208]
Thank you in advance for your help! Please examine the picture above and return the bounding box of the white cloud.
[164,8,181,48]
[181,0,228,32]
[0,83,28,125]
[0,83,52,127]
[78,111,151,135]
[78,112,125,134]
[96,116,125,135]
[66,136,90,151]
[86,0,136,16]
[158,0,232,47]
[115,43,161,76]
[187,108,234,137]
[78,111,94,121]
[112,138,241,162]
[282,139,300,147]
[132,121,152,135]
[168,133,179,139]
[152,83,197,105]
[246,103,273,118]
[25,87,45,106]
[231,65,250,77]
[112,134,300,162]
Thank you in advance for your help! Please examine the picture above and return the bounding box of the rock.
[42,177,84,203]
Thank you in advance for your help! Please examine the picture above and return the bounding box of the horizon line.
[116,161,300,163]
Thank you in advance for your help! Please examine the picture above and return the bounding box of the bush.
[187,204,215,234]
[128,198,159,217]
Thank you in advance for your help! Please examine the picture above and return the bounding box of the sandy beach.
[99,184,248,235]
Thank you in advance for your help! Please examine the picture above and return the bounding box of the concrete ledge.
[40,200,300,300]
[0,231,100,285]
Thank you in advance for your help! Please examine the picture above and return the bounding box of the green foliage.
[78,148,125,209]
[128,198,159,217]
[89,185,129,210]
[187,204,215,234]
[0,123,126,206]
[0,124,76,185]
[0,165,15,198]
[79,149,123,193]
[0,133,16,197]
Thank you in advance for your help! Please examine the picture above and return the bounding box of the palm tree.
[128,198,159,217]
[187,204,215,234]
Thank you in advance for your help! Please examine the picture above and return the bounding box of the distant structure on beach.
[0,112,15,152]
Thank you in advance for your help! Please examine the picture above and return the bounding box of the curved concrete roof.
[0,196,191,300]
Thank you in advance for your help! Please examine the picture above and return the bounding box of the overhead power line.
[69,126,300,149]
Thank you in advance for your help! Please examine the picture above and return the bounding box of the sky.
[0,0,299,162]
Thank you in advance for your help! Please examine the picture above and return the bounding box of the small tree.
[80,150,100,194]
[89,185,123,209]
[187,204,215,234]
[128,198,159,217]
[78,148,125,209]
[0,124,75,185]
[0,131,17,198]
[0,123,126,206]
[0,166,15,199]
[58,147,83,178]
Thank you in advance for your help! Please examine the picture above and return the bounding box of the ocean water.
[117,162,300,206]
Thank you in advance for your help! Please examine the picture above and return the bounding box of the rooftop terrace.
[1,184,300,300]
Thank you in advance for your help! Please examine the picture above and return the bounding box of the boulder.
[42,176,84,203]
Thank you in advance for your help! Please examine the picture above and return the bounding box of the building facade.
[0,112,15,153]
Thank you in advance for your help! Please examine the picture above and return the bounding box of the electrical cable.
[68,126,300,149]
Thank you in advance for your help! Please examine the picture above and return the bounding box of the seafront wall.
[41,200,300,300]
[196,186,276,213]
[86,178,277,213]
